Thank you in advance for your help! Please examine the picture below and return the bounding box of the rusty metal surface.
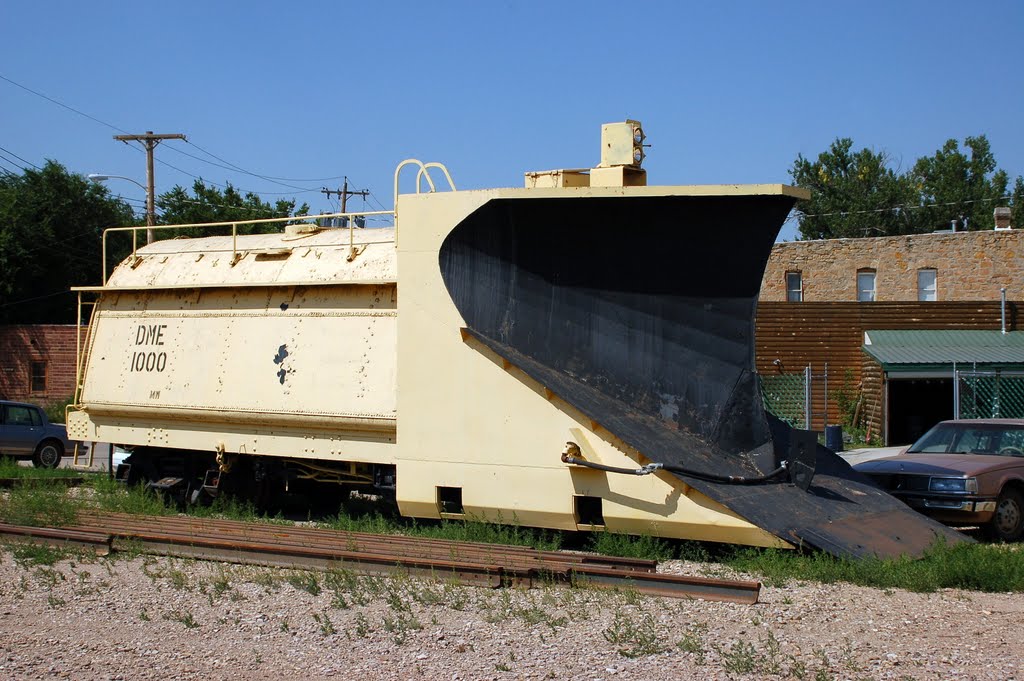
[0,476,86,488]
[569,566,761,604]
[0,523,112,555]
[58,513,755,602]
[76,512,652,572]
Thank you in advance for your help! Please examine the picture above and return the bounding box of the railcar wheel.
[987,489,1024,542]
[32,440,64,469]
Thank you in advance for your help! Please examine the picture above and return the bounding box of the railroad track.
[0,513,761,604]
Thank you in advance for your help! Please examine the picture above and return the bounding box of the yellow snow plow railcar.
[67,122,965,559]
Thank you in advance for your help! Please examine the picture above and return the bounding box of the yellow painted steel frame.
[68,171,797,549]
[394,185,797,549]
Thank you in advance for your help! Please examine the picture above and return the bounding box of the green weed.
[724,538,1024,593]
[382,611,422,645]
[10,542,72,567]
[602,608,664,658]
[0,457,80,480]
[313,610,336,636]
[586,531,674,561]
[88,475,170,516]
[165,610,199,628]
[0,483,78,527]
[286,571,321,596]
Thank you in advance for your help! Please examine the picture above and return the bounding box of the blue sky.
[1,1,1021,241]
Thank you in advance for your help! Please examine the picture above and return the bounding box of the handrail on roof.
[393,159,456,208]
[100,209,393,284]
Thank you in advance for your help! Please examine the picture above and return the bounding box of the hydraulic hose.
[561,443,789,485]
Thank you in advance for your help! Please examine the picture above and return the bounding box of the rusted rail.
[0,476,86,488]
[0,513,761,604]
[0,522,111,555]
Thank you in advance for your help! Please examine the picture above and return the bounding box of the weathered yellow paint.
[69,146,803,549]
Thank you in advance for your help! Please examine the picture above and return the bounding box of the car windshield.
[907,422,1024,456]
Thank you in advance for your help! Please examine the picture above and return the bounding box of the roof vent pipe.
[1001,287,1007,335]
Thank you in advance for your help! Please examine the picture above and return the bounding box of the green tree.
[790,135,1022,239]
[1013,176,1024,229]
[909,136,1010,232]
[154,180,308,239]
[0,161,136,323]
[789,138,916,240]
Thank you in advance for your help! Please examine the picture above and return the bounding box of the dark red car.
[854,419,1024,542]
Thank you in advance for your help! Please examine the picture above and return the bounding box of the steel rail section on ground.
[75,512,657,573]
[0,514,761,603]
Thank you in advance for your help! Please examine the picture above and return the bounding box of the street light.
[88,173,155,244]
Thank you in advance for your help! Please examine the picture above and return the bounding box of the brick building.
[756,224,1022,445]
[761,229,1023,303]
[0,325,80,408]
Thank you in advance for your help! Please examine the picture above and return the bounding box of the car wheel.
[32,440,64,469]
[987,489,1024,542]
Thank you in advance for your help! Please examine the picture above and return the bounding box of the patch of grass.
[602,608,664,658]
[586,531,675,561]
[677,623,707,662]
[0,483,79,527]
[724,538,1024,593]
[717,639,759,675]
[9,542,74,567]
[320,509,562,552]
[88,475,170,516]
[0,457,80,480]
[382,611,421,645]
[286,571,321,596]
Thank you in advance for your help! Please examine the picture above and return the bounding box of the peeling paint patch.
[273,344,293,385]
[273,345,289,365]
[659,393,680,421]
[280,302,289,311]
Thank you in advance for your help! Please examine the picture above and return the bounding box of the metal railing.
[393,159,456,209]
[100,210,394,284]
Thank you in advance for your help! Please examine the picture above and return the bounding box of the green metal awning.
[863,330,1024,372]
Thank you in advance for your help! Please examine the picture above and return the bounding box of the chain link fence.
[760,373,807,428]
[955,370,1024,419]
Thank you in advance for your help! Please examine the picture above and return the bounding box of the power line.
[167,144,309,190]
[790,194,1014,221]
[1,73,340,211]
[184,140,348,183]
[0,144,41,170]
[0,289,72,308]
[0,151,27,173]
[0,73,128,134]
[150,152,321,196]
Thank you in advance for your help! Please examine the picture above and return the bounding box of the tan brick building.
[761,230,1023,303]
[756,227,1023,445]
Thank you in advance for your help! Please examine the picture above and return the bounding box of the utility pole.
[321,176,369,226]
[114,131,186,244]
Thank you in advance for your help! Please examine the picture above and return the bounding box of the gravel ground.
[0,546,1020,681]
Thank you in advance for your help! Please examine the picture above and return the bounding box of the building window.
[857,270,876,302]
[30,361,46,393]
[918,268,937,301]
[785,271,803,302]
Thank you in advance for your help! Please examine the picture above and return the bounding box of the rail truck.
[67,122,964,559]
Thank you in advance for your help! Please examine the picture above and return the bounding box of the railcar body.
[68,123,965,558]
